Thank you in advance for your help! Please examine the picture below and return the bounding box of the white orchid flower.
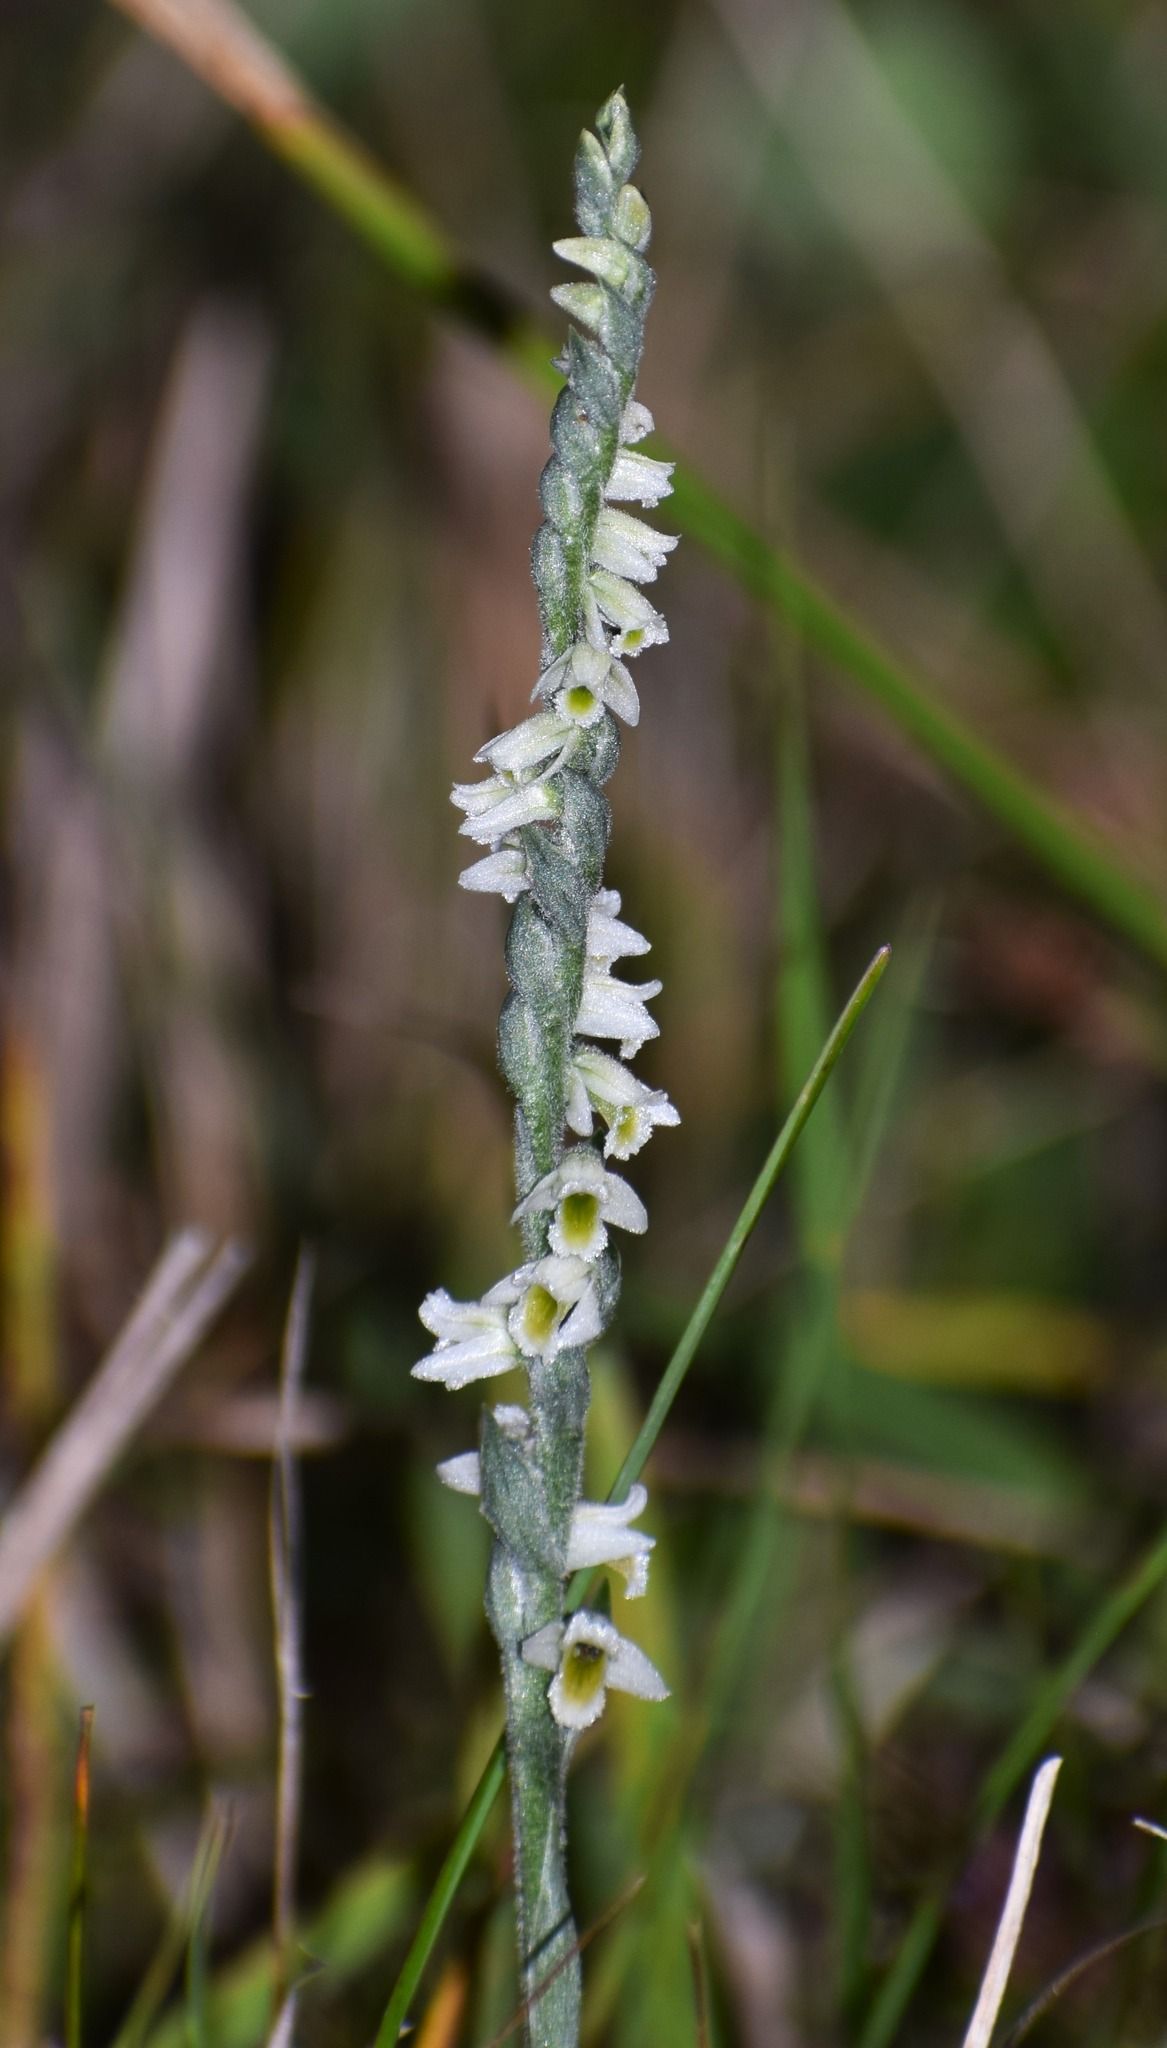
[585,888,650,965]
[586,569,669,656]
[451,773,559,846]
[605,446,674,508]
[592,507,678,585]
[414,1256,600,1390]
[513,1147,647,1261]
[565,1046,679,1159]
[522,1610,669,1729]
[474,711,576,777]
[458,845,529,901]
[565,1484,655,1596]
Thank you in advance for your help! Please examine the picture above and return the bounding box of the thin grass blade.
[65,1705,95,2048]
[110,1810,229,2048]
[270,1248,314,2021]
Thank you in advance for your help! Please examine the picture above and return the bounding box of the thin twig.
[0,1231,249,1652]
[269,1247,315,2033]
[480,1876,646,2048]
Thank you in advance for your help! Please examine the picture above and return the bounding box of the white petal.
[419,1289,508,1342]
[620,400,655,444]
[602,1091,680,1161]
[593,1171,648,1235]
[458,847,529,901]
[521,1622,564,1673]
[606,449,674,508]
[411,1329,519,1390]
[593,509,678,585]
[575,970,662,1058]
[565,1065,595,1137]
[569,644,611,687]
[532,648,573,704]
[605,1632,670,1702]
[566,1487,655,1596]
[475,712,574,775]
[455,780,558,845]
[586,899,650,964]
[556,1285,604,1352]
[572,1047,649,1108]
[588,570,668,654]
[436,1452,481,1494]
[601,659,640,726]
[542,1612,669,1729]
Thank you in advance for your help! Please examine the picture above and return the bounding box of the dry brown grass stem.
[0,1230,249,1654]
[108,0,307,130]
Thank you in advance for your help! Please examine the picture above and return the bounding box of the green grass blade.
[602,944,890,1514]
[66,1705,95,2048]
[375,948,890,2042]
[111,1814,227,2048]
[107,0,1167,973]
[668,464,1167,971]
[860,1516,1167,2048]
[143,1853,415,2048]
[372,1747,507,2048]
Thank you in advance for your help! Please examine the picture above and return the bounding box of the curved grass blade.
[110,1810,228,2048]
[375,947,890,2044]
[104,0,1167,974]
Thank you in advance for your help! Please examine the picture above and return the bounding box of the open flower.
[522,1610,669,1729]
[513,1147,647,1260]
[536,641,641,728]
[506,1255,602,1359]
[566,1046,679,1159]
[565,1484,655,1596]
[414,1258,600,1389]
[585,571,669,657]
[412,1280,521,1391]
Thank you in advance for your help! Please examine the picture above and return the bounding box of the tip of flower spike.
[594,89,638,184]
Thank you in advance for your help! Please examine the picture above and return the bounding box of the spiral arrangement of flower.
[412,90,676,2048]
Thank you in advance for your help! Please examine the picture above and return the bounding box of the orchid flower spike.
[412,90,678,2042]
